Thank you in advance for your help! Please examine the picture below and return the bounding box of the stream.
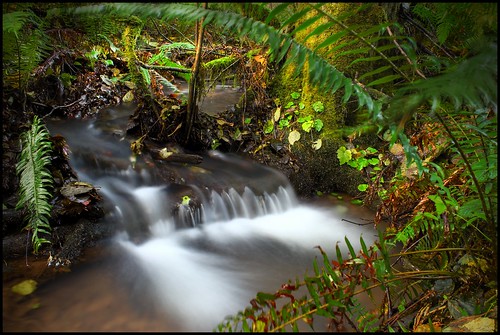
[3,88,384,332]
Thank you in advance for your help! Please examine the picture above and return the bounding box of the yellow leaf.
[274,107,281,122]
[159,148,173,159]
[312,139,322,150]
[253,55,266,65]
[123,90,134,103]
[288,130,301,145]
[124,81,136,89]
[12,279,37,296]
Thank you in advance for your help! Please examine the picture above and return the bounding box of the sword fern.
[15,115,54,254]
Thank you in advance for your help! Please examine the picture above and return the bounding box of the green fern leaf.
[16,116,54,254]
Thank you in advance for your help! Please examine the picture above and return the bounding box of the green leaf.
[351,199,363,205]
[313,119,323,132]
[263,119,274,134]
[264,2,290,24]
[337,146,352,165]
[428,194,446,215]
[312,101,324,113]
[458,199,486,220]
[16,116,53,254]
[357,184,369,192]
[360,236,369,256]
[367,74,402,87]
[301,120,314,133]
[342,81,353,103]
[345,236,356,258]
[292,14,323,36]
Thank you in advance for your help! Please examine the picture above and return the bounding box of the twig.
[341,218,374,226]
[150,18,174,44]
[39,96,85,119]
[386,26,426,80]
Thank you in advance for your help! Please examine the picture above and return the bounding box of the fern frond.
[151,70,179,93]
[15,116,54,254]
[382,42,497,131]
[3,10,52,90]
[148,47,192,82]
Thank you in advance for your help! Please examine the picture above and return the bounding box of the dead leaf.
[122,90,134,103]
[312,139,322,150]
[288,130,301,145]
[274,107,281,122]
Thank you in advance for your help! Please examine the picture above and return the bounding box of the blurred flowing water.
[3,101,383,332]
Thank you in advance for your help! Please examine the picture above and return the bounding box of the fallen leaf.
[288,130,301,146]
[12,279,37,296]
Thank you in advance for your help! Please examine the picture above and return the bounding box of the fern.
[412,3,497,46]
[148,47,192,82]
[15,115,54,254]
[2,10,52,91]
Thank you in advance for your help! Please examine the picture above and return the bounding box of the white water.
[114,184,379,331]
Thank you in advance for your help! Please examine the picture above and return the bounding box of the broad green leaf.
[313,119,323,132]
[428,194,446,215]
[263,119,274,134]
[312,101,324,113]
[337,146,352,165]
[358,184,369,192]
[302,120,314,132]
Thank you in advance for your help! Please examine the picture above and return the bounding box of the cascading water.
[43,104,382,332]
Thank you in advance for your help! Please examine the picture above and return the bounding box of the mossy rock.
[289,137,365,197]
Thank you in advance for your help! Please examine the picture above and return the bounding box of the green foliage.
[337,146,389,200]
[149,42,193,82]
[15,116,54,254]
[274,93,325,147]
[38,2,496,330]
[2,10,52,91]
[412,3,497,46]
[215,235,456,332]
